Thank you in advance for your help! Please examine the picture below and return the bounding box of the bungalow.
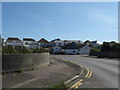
[23,38,38,48]
[6,37,23,46]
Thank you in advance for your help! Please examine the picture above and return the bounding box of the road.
[52,55,119,88]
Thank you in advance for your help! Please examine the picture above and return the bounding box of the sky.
[2,2,118,42]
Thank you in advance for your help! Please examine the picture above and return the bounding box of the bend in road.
[51,55,119,88]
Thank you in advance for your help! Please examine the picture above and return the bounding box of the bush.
[2,46,46,55]
[90,46,101,53]
[101,42,120,52]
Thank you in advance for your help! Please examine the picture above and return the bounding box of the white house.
[50,39,67,47]
[80,45,91,55]
[53,46,61,54]
[67,40,83,44]
[23,38,38,48]
[6,37,23,46]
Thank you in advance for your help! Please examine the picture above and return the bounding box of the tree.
[101,42,110,52]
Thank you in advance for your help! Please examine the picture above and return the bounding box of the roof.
[91,41,97,43]
[23,38,35,41]
[50,38,61,43]
[62,43,85,49]
[38,38,49,43]
[84,40,91,43]
[7,37,21,41]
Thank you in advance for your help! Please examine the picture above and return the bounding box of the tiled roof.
[50,38,61,43]
[23,38,35,41]
[38,38,49,43]
[7,37,21,41]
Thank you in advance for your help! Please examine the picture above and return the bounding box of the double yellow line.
[68,79,83,90]
[85,67,93,78]
[68,67,93,89]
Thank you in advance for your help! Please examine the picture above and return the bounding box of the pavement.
[2,57,82,88]
[52,55,119,89]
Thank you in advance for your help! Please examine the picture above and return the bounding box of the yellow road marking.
[60,58,93,89]
[85,67,90,78]
[75,83,83,88]
[69,79,83,89]
[88,70,93,78]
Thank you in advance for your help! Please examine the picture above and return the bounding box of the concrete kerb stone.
[51,57,85,85]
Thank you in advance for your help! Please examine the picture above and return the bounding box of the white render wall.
[53,46,61,53]
[80,45,91,55]
[23,41,37,46]
[6,42,23,46]
[53,41,67,46]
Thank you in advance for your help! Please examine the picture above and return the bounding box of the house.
[90,41,100,47]
[38,38,51,47]
[110,41,117,45]
[79,45,91,55]
[67,40,83,44]
[62,42,80,55]
[23,38,38,48]
[6,37,23,46]
[53,46,62,54]
[50,38,67,47]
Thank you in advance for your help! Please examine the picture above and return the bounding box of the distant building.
[38,38,51,47]
[110,41,117,45]
[23,38,38,48]
[67,40,83,44]
[90,41,100,47]
[84,40,91,45]
[6,37,23,46]
[50,38,67,47]
[0,35,4,45]
[53,46,62,54]
[79,45,91,55]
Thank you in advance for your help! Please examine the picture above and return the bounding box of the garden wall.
[2,53,50,72]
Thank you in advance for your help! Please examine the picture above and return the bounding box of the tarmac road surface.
[52,55,119,88]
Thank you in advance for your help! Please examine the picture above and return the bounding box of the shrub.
[2,46,46,55]
[101,42,120,52]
